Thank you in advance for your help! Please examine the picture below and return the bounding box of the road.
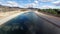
[35,11,60,27]
[0,11,60,34]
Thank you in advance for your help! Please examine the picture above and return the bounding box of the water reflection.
[0,12,59,34]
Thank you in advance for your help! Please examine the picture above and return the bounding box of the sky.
[0,0,60,9]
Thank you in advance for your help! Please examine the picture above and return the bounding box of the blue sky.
[0,0,60,9]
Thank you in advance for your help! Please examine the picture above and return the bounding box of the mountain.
[0,5,21,12]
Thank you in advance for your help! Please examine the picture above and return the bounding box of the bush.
[38,9,58,15]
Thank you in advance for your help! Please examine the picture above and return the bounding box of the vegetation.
[20,9,27,11]
[38,9,60,17]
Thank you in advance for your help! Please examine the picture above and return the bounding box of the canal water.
[0,12,60,34]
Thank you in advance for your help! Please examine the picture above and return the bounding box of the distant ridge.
[0,5,21,12]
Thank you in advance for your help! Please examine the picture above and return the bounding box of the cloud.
[25,3,37,8]
[0,2,2,4]
[0,0,4,5]
[1,1,20,7]
[37,0,55,2]
[52,1,60,6]
[6,1,19,7]
[1,0,59,8]
[34,0,38,4]
[24,0,39,8]
[39,5,60,9]
[41,5,52,9]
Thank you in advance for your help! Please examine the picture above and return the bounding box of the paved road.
[0,11,60,34]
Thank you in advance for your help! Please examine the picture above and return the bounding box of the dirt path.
[0,11,21,19]
[35,11,60,27]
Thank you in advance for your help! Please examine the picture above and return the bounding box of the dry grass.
[20,9,27,11]
[0,10,21,19]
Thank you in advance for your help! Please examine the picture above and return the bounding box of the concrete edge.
[35,13,60,28]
